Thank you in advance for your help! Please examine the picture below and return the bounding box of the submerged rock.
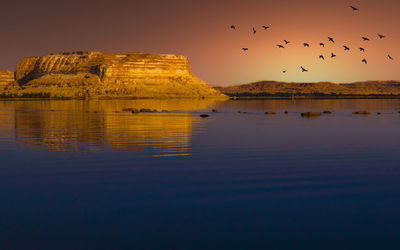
[353,111,371,115]
[301,112,322,117]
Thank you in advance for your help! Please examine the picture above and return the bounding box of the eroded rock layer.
[0,70,14,92]
[3,52,226,98]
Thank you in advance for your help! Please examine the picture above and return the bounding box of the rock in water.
[353,111,371,115]
[301,112,322,117]
[2,52,227,99]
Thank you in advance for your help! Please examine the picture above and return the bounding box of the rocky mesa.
[1,51,226,98]
[216,81,400,97]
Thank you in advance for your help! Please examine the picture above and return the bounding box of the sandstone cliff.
[216,81,400,97]
[0,70,14,92]
[2,52,226,98]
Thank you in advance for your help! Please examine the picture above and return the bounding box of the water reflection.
[0,99,218,156]
[1,99,399,156]
[214,99,400,113]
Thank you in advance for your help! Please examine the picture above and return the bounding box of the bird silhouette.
[388,55,393,60]
[331,53,337,58]
[319,55,325,60]
[277,44,285,48]
[303,43,310,47]
[378,34,386,39]
[301,66,308,72]
[230,25,236,30]
[328,37,335,43]
[242,48,248,51]
[362,59,367,64]
[262,26,270,30]
[283,70,287,73]
[284,40,290,44]
[350,6,359,11]
[359,47,365,52]
[252,27,257,34]
[362,37,370,41]
[320,43,325,47]
[343,45,350,51]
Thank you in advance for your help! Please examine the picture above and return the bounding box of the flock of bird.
[230,5,394,73]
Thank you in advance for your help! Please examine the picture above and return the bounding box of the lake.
[1,99,400,250]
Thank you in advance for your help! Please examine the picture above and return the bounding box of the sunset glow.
[0,0,399,85]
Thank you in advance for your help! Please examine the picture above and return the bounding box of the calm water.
[1,99,400,250]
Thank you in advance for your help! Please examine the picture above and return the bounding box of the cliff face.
[3,51,226,98]
[216,81,400,97]
[0,70,14,92]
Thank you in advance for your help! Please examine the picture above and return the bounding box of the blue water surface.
[0,99,400,250]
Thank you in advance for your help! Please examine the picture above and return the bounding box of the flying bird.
[301,66,308,72]
[262,26,270,30]
[328,37,335,43]
[230,25,236,30]
[378,34,386,39]
[359,47,365,52]
[242,48,248,51]
[331,53,337,58]
[319,55,325,60]
[362,59,367,64]
[343,45,350,51]
[362,37,370,41]
[320,43,325,47]
[303,43,310,47]
[277,44,285,48]
[252,27,257,34]
[350,6,359,11]
[283,70,287,73]
[284,40,290,44]
[388,55,393,60]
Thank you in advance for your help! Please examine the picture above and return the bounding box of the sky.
[0,0,399,86]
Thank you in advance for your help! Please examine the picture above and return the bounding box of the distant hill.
[215,81,400,98]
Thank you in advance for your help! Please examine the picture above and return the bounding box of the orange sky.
[0,0,399,86]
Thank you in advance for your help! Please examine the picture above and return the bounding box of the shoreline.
[1,95,400,101]
[224,94,400,100]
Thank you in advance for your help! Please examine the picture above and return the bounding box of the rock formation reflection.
[0,99,217,156]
